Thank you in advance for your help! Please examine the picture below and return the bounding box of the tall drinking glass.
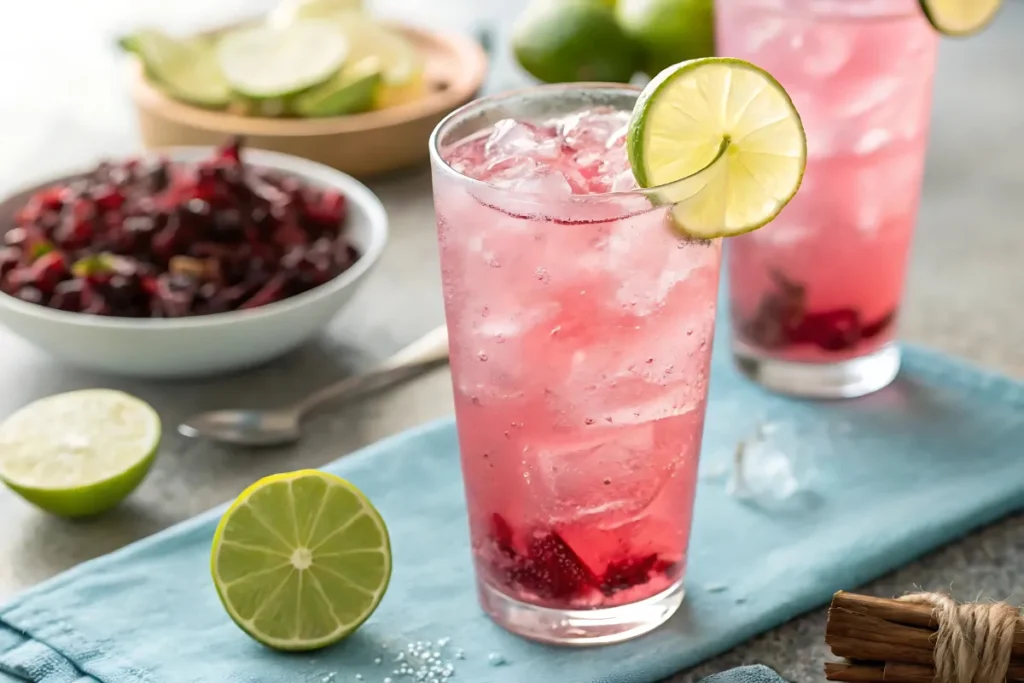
[716,0,938,397]
[429,85,721,645]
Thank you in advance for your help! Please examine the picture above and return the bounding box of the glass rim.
[718,0,924,19]
[428,82,702,206]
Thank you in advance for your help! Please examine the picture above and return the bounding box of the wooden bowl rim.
[129,23,488,138]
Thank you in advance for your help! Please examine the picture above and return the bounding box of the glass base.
[477,579,684,646]
[732,341,900,399]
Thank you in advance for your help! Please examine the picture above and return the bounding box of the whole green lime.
[513,1,642,84]
[617,0,716,77]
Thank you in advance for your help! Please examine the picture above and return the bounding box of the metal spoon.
[177,326,449,446]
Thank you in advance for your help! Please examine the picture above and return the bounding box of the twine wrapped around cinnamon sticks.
[825,591,1024,683]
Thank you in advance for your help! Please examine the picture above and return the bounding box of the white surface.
[0,148,388,377]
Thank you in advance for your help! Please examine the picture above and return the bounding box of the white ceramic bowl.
[0,148,388,378]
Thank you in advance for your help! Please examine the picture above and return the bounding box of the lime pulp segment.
[918,0,1001,36]
[211,470,391,651]
[627,57,807,239]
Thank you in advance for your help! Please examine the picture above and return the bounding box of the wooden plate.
[129,24,488,178]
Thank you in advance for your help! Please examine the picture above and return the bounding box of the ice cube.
[533,422,658,521]
[833,76,901,119]
[853,128,892,156]
[554,109,631,151]
[743,17,785,53]
[610,169,639,193]
[799,26,853,78]
[508,171,575,198]
[484,118,559,160]
[751,220,812,247]
[443,130,489,177]
[726,436,800,502]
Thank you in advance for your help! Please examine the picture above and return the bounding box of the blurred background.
[0,0,1019,365]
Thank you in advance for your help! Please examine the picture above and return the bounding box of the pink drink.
[429,85,721,644]
[716,0,938,396]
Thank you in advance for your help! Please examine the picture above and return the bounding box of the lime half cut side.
[211,470,392,651]
[627,57,807,240]
[918,0,1001,36]
[0,389,161,518]
[217,21,348,98]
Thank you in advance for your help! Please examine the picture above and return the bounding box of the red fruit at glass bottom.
[600,554,661,596]
[490,513,516,559]
[511,530,598,601]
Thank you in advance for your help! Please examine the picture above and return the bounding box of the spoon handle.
[293,326,450,416]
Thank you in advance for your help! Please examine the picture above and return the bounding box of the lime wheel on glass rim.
[918,0,1001,36]
[210,470,392,651]
[626,57,807,240]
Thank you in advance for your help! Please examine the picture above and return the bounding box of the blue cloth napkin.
[1,345,1022,683]
[700,665,787,683]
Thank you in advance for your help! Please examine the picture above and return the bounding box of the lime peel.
[210,469,392,651]
[627,57,807,240]
[291,56,382,117]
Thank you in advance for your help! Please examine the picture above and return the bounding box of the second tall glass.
[717,0,938,397]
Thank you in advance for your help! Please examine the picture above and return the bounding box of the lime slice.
[291,56,382,117]
[628,57,807,239]
[267,0,364,27]
[217,21,348,99]
[123,30,232,108]
[326,13,425,109]
[0,389,161,518]
[918,0,1001,36]
[210,470,392,651]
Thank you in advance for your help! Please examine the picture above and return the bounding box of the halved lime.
[918,0,1001,36]
[291,56,382,117]
[210,470,392,651]
[123,30,232,108]
[217,21,348,99]
[628,57,807,239]
[0,389,161,518]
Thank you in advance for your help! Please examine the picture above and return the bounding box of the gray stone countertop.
[0,1,1021,681]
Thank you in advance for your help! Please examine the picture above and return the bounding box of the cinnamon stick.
[829,591,1024,656]
[825,663,887,682]
[824,591,1024,682]
[825,661,1024,683]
